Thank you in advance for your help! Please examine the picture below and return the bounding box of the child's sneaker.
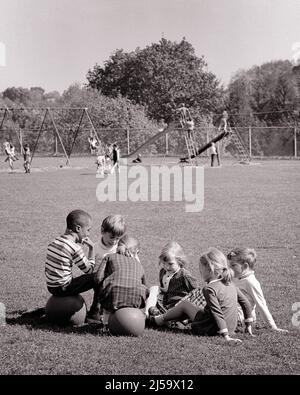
[21,307,46,319]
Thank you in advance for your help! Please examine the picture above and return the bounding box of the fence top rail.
[237,125,295,129]
[0,125,296,131]
[0,107,88,111]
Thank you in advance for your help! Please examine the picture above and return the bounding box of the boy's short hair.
[117,235,140,257]
[101,215,126,237]
[227,247,257,270]
[66,209,92,231]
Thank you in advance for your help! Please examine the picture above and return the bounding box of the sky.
[0,0,299,93]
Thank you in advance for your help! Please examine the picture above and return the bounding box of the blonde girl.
[152,247,254,343]
[145,241,197,317]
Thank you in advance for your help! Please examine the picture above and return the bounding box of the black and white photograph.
[0,0,299,378]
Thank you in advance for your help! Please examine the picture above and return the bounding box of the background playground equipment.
[123,121,177,159]
[0,107,103,166]
[1,107,298,164]
[180,127,251,164]
[45,295,87,326]
[123,117,246,165]
[108,307,145,337]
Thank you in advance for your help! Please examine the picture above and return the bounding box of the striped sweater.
[45,235,95,287]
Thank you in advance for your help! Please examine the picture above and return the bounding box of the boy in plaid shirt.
[93,235,147,326]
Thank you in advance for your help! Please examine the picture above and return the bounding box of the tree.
[55,84,158,154]
[226,60,299,156]
[2,87,30,105]
[29,87,45,103]
[227,61,298,126]
[86,38,221,122]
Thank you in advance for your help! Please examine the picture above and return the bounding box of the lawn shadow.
[80,173,96,176]
[6,310,109,337]
[146,321,193,336]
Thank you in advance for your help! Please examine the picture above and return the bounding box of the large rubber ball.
[108,307,145,337]
[45,295,87,326]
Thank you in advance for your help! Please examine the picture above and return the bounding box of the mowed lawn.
[0,156,299,375]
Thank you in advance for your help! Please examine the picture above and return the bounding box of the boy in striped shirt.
[45,209,96,296]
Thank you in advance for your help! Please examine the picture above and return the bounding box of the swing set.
[0,106,102,166]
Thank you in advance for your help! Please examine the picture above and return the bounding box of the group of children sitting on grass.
[44,209,288,343]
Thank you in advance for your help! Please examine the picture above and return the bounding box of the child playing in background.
[9,143,19,161]
[88,135,99,155]
[218,110,229,132]
[93,235,148,327]
[23,143,31,173]
[110,143,120,174]
[210,142,220,167]
[227,248,288,333]
[186,119,195,139]
[3,141,18,171]
[145,241,198,317]
[151,247,254,343]
[176,103,192,128]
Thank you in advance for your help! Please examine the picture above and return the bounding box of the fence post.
[248,126,252,158]
[165,132,169,155]
[19,129,23,153]
[53,136,58,156]
[294,126,297,158]
[127,129,130,155]
[206,128,209,157]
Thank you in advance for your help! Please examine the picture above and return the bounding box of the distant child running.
[3,142,18,171]
[151,247,254,343]
[93,235,148,326]
[9,143,19,161]
[45,210,97,297]
[145,241,198,317]
[111,143,120,174]
[227,247,288,333]
[23,144,31,173]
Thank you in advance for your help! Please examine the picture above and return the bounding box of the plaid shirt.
[159,267,198,309]
[96,253,147,312]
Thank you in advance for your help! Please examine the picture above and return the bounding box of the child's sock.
[154,315,165,326]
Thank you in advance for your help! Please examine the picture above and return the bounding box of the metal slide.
[123,121,177,158]
[181,129,229,161]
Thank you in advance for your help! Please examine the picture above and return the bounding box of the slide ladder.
[229,127,250,162]
[183,131,198,165]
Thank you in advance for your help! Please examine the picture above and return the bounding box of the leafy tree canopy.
[86,38,222,122]
[226,60,299,126]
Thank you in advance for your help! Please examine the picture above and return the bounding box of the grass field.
[0,155,299,375]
